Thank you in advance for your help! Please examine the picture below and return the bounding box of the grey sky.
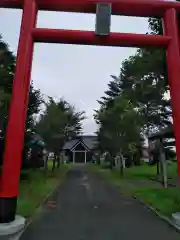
[0,9,149,134]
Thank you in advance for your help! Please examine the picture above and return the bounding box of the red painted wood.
[32,28,171,48]
[1,0,180,17]
[0,0,37,197]
[163,8,180,182]
[1,0,180,198]
[0,0,23,8]
[36,0,180,17]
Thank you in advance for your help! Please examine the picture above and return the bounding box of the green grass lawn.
[90,163,180,217]
[123,161,178,180]
[17,163,71,218]
[135,187,180,216]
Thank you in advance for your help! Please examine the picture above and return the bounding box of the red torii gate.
[0,0,180,223]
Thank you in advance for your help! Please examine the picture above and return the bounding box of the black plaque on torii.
[95,2,112,36]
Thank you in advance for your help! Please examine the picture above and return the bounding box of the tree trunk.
[57,155,60,168]
[119,154,124,177]
[159,138,168,188]
[52,154,56,172]
[156,160,160,176]
[44,155,48,170]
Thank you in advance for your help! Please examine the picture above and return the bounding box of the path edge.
[89,166,180,234]
[132,195,180,234]
[19,167,70,238]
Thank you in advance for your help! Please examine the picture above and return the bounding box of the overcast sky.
[0,9,149,134]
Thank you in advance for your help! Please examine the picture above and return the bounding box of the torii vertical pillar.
[164,8,180,180]
[0,0,37,223]
[1,0,180,225]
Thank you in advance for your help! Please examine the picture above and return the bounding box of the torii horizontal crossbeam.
[32,28,171,48]
[1,0,180,225]
[1,0,180,17]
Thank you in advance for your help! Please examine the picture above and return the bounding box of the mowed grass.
[90,162,180,217]
[17,163,71,218]
[122,161,177,180]
[135,187,180,216]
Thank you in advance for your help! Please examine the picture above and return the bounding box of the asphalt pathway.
[20,165,180,240]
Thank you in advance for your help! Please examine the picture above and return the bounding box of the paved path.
[20,165,180,240]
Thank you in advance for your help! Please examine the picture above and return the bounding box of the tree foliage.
[0,34,43,165]
[0,33,86,168]
[95,16,174,163]
[36,98,85,153]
